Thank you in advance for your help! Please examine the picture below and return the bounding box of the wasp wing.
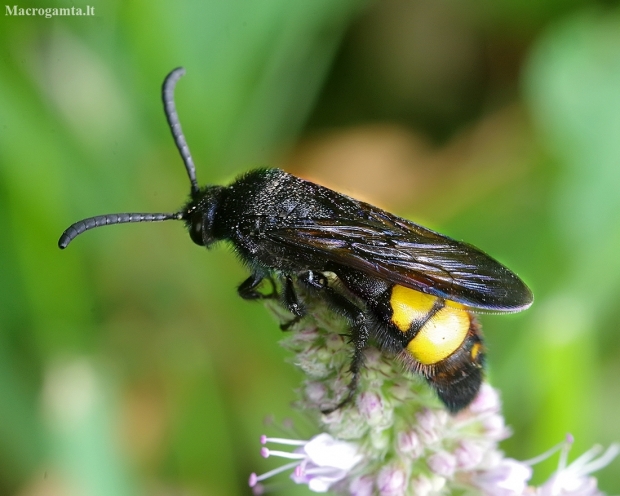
[265,208,532,312]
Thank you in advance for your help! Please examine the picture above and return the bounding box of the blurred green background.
[1,0,620,494]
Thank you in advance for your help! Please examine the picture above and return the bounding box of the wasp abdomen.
[389,285,471,366]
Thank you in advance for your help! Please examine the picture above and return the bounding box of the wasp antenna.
[58,212,182,249]
[162,67,200,197]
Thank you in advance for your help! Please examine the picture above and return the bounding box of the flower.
[534,438,620,496]
[454,440,485,470]
[376,465,407,496]
[427,450,456,478]
[472,458,533,496]
[249,433,363,493]
[349,475,375,496]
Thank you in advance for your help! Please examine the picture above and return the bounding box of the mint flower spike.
[257,294,519,495]
[253,289,618,495]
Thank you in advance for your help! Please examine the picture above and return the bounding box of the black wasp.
[59,68,533,413]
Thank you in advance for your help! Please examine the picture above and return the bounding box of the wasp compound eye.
[189,213,205,246]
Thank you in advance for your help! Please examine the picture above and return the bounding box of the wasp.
[59,68,533,413]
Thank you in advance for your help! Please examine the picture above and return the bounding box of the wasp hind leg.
[297,271,369,414]
[320,327,366,415]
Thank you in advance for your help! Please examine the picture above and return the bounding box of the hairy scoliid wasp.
[59,68,533,414]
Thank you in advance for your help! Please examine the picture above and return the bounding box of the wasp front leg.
[237,272,277,300]
[281,270,332,329]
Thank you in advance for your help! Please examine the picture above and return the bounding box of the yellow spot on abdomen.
[390,285,470,364]
[471,342,482,361]
[407,305,470,365]
[390,285,437,332]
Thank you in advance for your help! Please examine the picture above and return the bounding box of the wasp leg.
[299,270,328,290]
[283,275,305,316]
[322,313,367,414]
[297,271,368,414]
[237,273,277,300]
[282,270,334,329]
[280,275,306,330]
